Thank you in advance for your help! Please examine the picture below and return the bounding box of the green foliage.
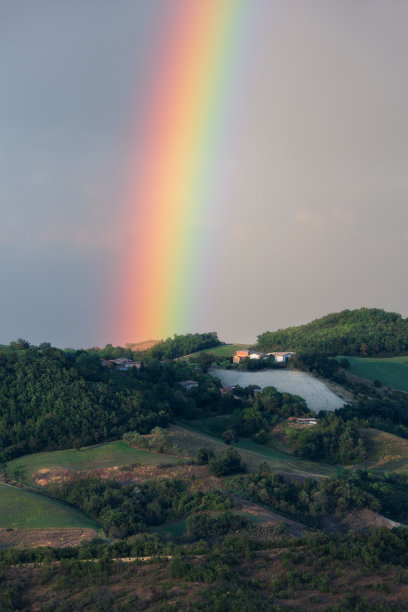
[150,332,221,360]
[221,385,311,443]
[123,427,182,455]
[186,511,250,537]
[337,391,408,439]
[257,308,408,356]
[208,447,246,477]
[50,477,232,537]
[0,347,173,461]
[195,447,215,465]
[288,414,367,464]
[227,467,408,525]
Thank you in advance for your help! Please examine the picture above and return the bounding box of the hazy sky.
[1,1,407,347]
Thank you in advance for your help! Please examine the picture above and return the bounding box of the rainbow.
[114,0,247,344]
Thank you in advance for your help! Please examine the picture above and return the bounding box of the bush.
[195,448,215,465]
[208,448,246,477]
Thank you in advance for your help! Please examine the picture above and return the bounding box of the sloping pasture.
[0,483,99,529]
[339,356,408,392]
[7,440,184,487]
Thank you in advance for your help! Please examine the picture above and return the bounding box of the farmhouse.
[269,352,294,362]
[232,350,294,364]
[179,380,199,391]
[233,350,251,364]
[100,358,141,370]
[287,416,317,426]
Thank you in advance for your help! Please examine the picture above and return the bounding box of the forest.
[257,308,408,355]
[227,464,408,526]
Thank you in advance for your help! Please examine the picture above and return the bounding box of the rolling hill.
[257,308,408,356]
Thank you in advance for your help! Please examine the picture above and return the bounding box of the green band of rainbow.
[115,0,247,343]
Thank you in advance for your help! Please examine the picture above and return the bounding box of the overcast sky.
[1,1,407,347]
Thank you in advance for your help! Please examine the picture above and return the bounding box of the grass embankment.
[351,428,408,472]
[170,422,339,477]
[7,440,184,486]
[340,356,408,392]
[0,484,99,529]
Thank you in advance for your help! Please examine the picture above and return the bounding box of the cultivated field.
[7,440,184,487]
[209,368,345,412]
[0,484,99,529]
[340,356,408,392]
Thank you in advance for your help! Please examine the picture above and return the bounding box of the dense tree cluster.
[149,332,221,360]
[0,347,174,462]
[257,308,408,356]
[292,352,348,383]
[50,477,233,537]
[210,386,311,445]
[227,466,408,525]
[186,511,250,538]
[336,389,408,439]
[207,447,246,476]
[289,414,367,464]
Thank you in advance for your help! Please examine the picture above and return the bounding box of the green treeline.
[257,308,408,356]
[337,391,408,439]
[0,347,174,462]
[49,477,232,537]
[288,414,367,464]
[148,332,221,360]
[227,465,408,526]
[186,511,250,538]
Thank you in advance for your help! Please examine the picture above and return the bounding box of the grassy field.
[7,440,184,486]
[170,422,338,477]
[0,484,99,529]
[182,344,250,358]
[350,428,408,473]
[339,356,408,392]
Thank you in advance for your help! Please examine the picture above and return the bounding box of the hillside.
[341,355,408,392]
[257,308,408,356]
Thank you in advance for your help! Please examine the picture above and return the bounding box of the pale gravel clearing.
[209,368,345,413]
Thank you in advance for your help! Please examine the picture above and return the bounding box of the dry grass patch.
[350,428,408,472]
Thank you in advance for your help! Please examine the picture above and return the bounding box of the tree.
[222,429,238,445]
[9,338,30,350]
[208,447,246,476]
[195,447,215,465]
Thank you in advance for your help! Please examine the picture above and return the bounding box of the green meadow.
[340,356,408,392]
[171,421,338,477]
[7,440,184,486]
[0,483,99,529]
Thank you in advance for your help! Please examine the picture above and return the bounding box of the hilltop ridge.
[257,308,408,356]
